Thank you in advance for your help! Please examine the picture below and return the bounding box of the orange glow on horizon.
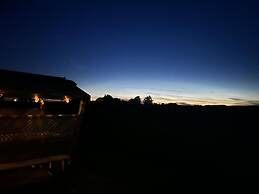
[90,94,258,106]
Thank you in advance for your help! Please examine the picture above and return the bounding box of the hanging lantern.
[64,96,70,103]
[34,94,40,103]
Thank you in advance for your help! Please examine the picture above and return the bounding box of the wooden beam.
[0,154,70,171]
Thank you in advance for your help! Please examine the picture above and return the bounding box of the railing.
[0,115,80,144]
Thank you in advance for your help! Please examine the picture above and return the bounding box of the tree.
[128,96,141,104]
[143,95,153,105]
[95,94,114,104]
[103,94,113,102]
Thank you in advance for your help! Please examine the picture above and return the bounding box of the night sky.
[1,0,259,105]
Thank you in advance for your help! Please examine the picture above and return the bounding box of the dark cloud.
[229,98,259,106]
[246,100,259,106]
[229,98,243,101]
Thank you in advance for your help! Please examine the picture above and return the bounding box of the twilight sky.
[0,0,259,105]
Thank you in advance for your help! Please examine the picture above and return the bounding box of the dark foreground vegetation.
[76,96,259,193]
[6,96,259,193]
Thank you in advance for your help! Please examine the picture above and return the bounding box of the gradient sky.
[1,0,259,105]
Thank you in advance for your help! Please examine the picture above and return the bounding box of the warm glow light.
[64,96,70,103]
[13,98,18,102]
[34,94,40,103]
[40,99,44,105]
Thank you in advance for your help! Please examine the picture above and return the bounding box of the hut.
[0,69,90,184]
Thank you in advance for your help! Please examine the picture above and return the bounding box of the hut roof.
[0,69,90,100]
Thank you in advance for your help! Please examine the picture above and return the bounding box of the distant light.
[64,96,70,103]
[13,98,18,102]
[34,94,40,103]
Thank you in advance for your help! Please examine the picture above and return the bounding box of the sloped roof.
[0,69,90,100]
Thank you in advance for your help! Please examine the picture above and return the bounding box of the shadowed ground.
[3,101,259,193]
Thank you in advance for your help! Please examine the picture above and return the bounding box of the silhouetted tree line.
[93,94,259,111]
[95,94,154,105]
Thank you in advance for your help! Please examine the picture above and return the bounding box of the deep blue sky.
[1,0,259,105]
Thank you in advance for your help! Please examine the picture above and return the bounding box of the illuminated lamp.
[64,96,70,103]
[34,94,40,103]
